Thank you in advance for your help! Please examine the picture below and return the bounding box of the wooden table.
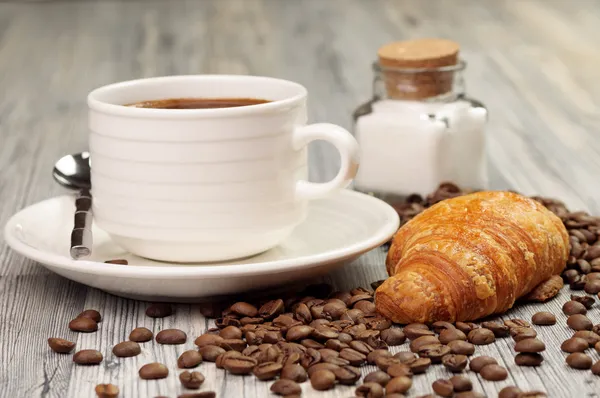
[1,0,600,397]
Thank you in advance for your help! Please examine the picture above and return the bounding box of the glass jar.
[352,60,487,204]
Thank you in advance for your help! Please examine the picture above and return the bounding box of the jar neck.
[372,60,467,103]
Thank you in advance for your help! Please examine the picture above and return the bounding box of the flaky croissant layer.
[375,191,569,323]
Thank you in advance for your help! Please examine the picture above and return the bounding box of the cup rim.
[87,75,307,119]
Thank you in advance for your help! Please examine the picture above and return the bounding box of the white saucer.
[4,189,399,301]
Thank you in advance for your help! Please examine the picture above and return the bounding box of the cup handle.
[293,123,360,201]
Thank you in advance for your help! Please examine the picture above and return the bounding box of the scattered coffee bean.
[307,362,340,376]
[112,341,141,358]
[281,363,308,382]
[479,364,508,381]
[514,338,545,353]
[567,314,593,331]
[585,280,600,294]
[223,355,257,375]
[258,299,284,319]
[592,360,600,375]
[104,259,128,265]
[504,319,531,329]
[178,393,215,398]
[177,350,203,368]
[332,365,361,385]
[156,329,187,344]
[404,357,431,374]
[455,322,479,334]
[323,300,347,320]
[195,334,223,348]
[594,324,600,336]
[286,325,314,341]
[432,379,454,397]
[370,279,386,290]
[573,330,600,347]
[450,375,472,392]
[531,312,556,325]
[469,356,497,373]
[375,356,401,371]
[499,386,522,398]
[566,352,593,369]
[230,302,258,317]
[393,351,417,362]
[48,337,75,354]
[338,332,352,344]
[253,361,282,380]
[380,328,406,346]
[468,328,495,345]
[387,363,413,378]
[219,338,247,352]
[145,303,172,318]
[73,349,103,365]
[69,317,98,333]
[570,275,587,290]
[563,300,587,316]
[403,324,434,339]
[448,340,475,356]
[439,328,467,344]
[179,370,205,389]
[571,294,595,309]
[349,340,373,355]
[324,339,346,351]
[216,351,243,369]
[78,309,102,323]
[442,354,468,372]
[129,327,153,343]
[409,335,440,353]
[417,344,451,363]
[340,348,366,366]
[481,321,510,337]
[515,353,544,366]
[270,379,301,396]
[386,376,412,394]
[561,337,589,353]
[139,362,169,379]
[310,369,336,390]
[511,327,537,342]
[199,345,226,362]
[367,349,391,364]
[355,382,384,398]
[363,370,390,386]
[219,326,242,340]
[95,384,119,398]
[432,321,456,333]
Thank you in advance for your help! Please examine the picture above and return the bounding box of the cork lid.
[378,38,460,69]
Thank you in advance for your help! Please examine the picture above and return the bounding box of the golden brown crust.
[376,191,569,323]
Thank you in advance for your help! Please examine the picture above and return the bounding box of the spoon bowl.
[53,152,91,190]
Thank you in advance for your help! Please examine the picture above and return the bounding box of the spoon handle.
[70,189,92,259]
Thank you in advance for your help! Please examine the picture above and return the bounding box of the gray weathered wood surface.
[1,0,600,397]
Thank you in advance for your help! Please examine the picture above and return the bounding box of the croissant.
[375,191,569,323]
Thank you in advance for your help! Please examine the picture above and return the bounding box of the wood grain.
[1,0,600,397]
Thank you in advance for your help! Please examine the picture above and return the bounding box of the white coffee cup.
[88,75,360,262]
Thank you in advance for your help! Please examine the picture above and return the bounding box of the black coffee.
[128,97,270,109]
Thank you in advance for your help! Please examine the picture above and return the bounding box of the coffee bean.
[48,337,75,354]
[73,349,103,365]
[95,384,118,398]
[312,326,339,341]
[379,328,405,346]
[365,335,387,350]
[439,328,467,344]
[370,279,386,290]
[511,327,537,342]
[363,370,390,386]
[576,259,592,274]
[442,354,468,372]
[563,300,588,315]
[592,360,600,375]
[323,300,347,320]
[448,340,475,356]
[199,345,226,362]
[349,294,373,307]
[571,294,595,309]
[179,370,205,389]
[417,344,451,363]
[219,326,242,340]
[481,321,510,337]
[504,319,531,329]
[386,376,412,394]
[570,275,587,290]
[341,309,365,323]
[393,351,417,362]
[404,357,431,374]
[563,269,580,283]
[216,351,243,368]
[432,379,454,397]
[375,356,401,371]
[562,337,589,353]
[219,338,247,352]
[468,328,495,345]
[588,272,600,281]
[432,321,456,333]
[139,362,168,379]
[300,348,321,368]
[469,356,497,373]
[567,314,593,331]
[145,303,172,318]
[112,341,141,358]
[574,330,600,347]
[307,362,340,376]
[479,364,508,381]
[252,361,282,380]
[594,324,600,336]
[176,350,202,368]
[69,317,98,333]
[230,302,258,317]
[319,347,339,360]
[129,327,153,343]
[355,382,384,398]
[323,356,349,366]
[338,332,352,344]
[515,353,544,366]
[258,299,284,319]
[349,340,373,355]
[340,348,366,366]
[344,323,367,338]
[531,312,556,325]
[585,280,600,294]
[323,339,346,352]
[409,335,440,353]
[270,379,301,396]
[499,386,522,398]
[455,322,479,334]
[387,363,413,378]
[514,338,545,353]
[195,334,223,348]
[566,352,593,369]
[302,339,324,350]
[156,329,187,344]
[404,324,434,340]
[310,369,336,390]
[177,393,215,398]
[286,325,314,341]
[223,355,257,375]
[78,309,102,323]
[450,375,472,392]
[280,363,308,382]
[332,365,361,385]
